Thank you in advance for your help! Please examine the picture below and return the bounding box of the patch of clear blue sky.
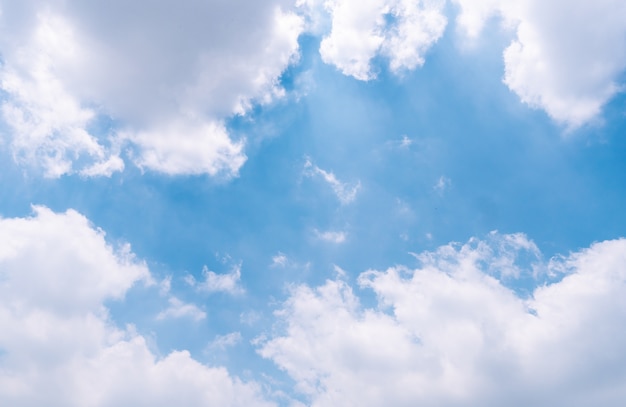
[0,14,625,390]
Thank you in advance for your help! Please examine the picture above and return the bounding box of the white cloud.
[400,135,413,147]
[0,13,123,178]
[0,206,273,406]
[207,332,243,351]
[271,253,289,267]
[259,233,626,406]
[0,1,304,176]
[197,264,245,295]
[156,297,206,322]
[453,0,626,128]
[314,229,347,244]
[302,0,447,80]
[304,157,360,204]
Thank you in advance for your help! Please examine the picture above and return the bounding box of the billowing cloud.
[301,0,447,80]
[303,0,626,127]
[0,207,273,406]
[259,232,626,406]
[0,0,303,177]
[453,0,626,128]
[318,0,446,79]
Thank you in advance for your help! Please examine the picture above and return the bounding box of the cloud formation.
[0,207,273,406]
[260,232,626,406]
[0,0,303,177]
[454,0,626,127]
[302,0,626,127]
[301,0,447,80]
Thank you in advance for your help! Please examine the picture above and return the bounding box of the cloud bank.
[0,207,273,406]
[0,0,303,177]
[260,232,626,406]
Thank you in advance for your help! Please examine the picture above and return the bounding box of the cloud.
[156,297,207,322]
[314,229,347,244]
[259,232,626,406]
[271,253,289,267]
[301,0,447,80]
[207,332,243,351]
[190,263,245,295]
[453,0,626,128]
[0,206,273,406]
[0,0,303,177]
[433,175,451,194]
[304,158,360,204]
[302,0,626,127]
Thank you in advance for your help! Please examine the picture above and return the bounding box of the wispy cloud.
[207,332,243,351]
[271,252,289,267]
[157,297,206,321]
[186,263,244,295]
[433,175,451,194]
[315,229,347,244]
[304,157,360,204]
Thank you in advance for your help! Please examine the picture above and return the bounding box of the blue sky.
[1,1,626,406]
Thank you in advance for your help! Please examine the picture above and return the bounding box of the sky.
[1,0,626,406]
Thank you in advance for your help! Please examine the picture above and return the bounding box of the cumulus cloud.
[0,207,273,406]
[304,157,360,204]
[301,0,447,80]
[453,0,626,128]
[259,232,626,406]
[302,0,626,127]
[0,0,303,177]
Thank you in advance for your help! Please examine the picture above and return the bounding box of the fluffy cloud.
[0,207,273,406]
[304,0,626,127]
[0,0,303,176]
[259,232,626,406]
[302,0,447,80]
[453,0,626,127]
